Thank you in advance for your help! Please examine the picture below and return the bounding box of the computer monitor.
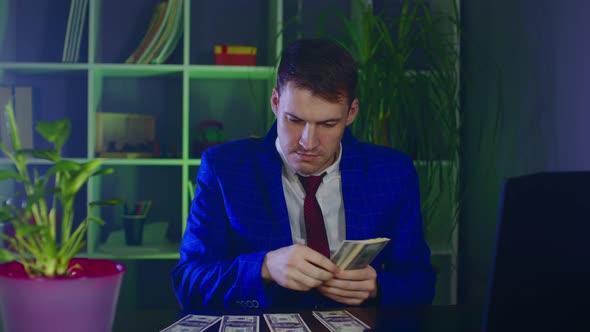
[482,171,590,331]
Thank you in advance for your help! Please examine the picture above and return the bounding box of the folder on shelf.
[125,1,168,64]
[136,0,174,64]
[0,86,33,151]
[62,0,88,63]
[13,87,34,150]
[0,87,12,150]
[150,0,184,64]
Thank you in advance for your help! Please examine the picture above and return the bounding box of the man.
[172,39,435,310]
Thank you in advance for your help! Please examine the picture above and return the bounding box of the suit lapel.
[256,123,293,247]
[340,129,369,241]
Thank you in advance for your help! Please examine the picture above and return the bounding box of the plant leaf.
[0,207,15,222]
[0,249,14,262]
[46,159,81,177]
[36,119,71,151]
[16,149,61,162]
[0,169,27,182]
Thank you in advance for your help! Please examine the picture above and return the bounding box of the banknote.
[312,310,371,332]
[159,314,221,332]
[263,313,311,332]
[331,238,390,270]
[218,315,259,332]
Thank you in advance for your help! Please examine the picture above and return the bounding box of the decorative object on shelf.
[95,112,157,158]
[126,0,184,64]
[122,200,151,246]
[123,215,145,246]
[214,45,257,66]
[192,120,226,158]
[0,101,125,332]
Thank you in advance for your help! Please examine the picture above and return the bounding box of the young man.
[172,39,435,310]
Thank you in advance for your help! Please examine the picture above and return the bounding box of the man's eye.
[322,123,337,128]
[287,117,303,124]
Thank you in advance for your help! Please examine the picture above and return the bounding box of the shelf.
[91,221,180,260]
[187,65,275,80]
[101,158,188,166]
[0,158,88,165]
[93,64,183,77]
[0,62,88,73]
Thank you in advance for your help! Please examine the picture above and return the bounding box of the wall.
[460,0,590,310]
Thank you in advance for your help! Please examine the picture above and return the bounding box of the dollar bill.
[331,238,390,270]
[159,314,221,332]
[218,315,259,332]
[263,313,311,332]
[312,310,371,332]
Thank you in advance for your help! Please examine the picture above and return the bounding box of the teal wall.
[460,0,590,310]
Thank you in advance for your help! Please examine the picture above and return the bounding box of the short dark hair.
[276,39,358,106]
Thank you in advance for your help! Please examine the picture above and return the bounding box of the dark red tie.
[298,173,330,257]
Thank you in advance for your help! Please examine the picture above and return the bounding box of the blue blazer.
[172,123,435,310]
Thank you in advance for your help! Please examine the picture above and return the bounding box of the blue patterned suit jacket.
[172,123,435,310]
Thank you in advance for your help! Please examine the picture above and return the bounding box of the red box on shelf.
[214,45,257,66]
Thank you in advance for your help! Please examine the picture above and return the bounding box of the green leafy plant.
[0,101,120,277]
[315,0,461,248]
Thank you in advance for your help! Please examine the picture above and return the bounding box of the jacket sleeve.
[171,150,270,310]
[372,161,437,306]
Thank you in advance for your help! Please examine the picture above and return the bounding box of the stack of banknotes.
[160,310,371,331]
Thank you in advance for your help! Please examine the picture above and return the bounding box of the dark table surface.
[113,305,483,331]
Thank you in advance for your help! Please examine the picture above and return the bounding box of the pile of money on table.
[160,309,371,332]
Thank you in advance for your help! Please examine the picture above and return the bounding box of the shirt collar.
[275,138,342,183]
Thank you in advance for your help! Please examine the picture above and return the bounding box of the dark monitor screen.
[482,172,590,331]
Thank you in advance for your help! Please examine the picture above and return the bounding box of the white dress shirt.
[275,138,346,256]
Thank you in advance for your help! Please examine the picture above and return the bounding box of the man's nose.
[299,123,319,150]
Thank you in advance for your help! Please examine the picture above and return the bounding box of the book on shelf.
[125,1,168,64]
[0,87,12,150]
[126,0,184,64]
[136,0,173,64]
[331,237,390,270]
[0,86,34,151]
[62,0,88,63]
[149,0,184,64]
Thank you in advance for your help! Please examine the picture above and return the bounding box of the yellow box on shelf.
[95,112,156,158]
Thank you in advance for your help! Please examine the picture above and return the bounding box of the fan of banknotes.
[160,310,371,331]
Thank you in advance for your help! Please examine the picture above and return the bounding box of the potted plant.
[0,101,124,332]
[311,0,461,250]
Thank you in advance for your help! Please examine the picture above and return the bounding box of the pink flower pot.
[0,258,126,332]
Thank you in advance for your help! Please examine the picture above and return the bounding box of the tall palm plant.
[318,0,461,248]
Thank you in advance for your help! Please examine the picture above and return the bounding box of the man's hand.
[317,265,378,305]
[261,244,339,291]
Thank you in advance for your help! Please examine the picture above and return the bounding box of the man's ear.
[270,87,280,117]
[346,98,359,125]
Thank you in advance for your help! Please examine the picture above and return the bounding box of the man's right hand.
[261,244,339,291]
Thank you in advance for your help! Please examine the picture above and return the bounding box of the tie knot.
[298,173,326,195]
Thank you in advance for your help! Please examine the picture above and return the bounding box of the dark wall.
[460,0,590,309]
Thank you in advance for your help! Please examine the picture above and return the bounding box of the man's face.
[270,83,359,175]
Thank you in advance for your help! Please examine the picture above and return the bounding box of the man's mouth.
[296,151,319,161]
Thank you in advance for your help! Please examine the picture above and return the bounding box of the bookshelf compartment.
[189,0,272,65]
[0,70,88,158]
[188,79,270,158]
[96,0,183,65]
[97,73,183,159]
[0,0,88,63]
[93,165,182,258]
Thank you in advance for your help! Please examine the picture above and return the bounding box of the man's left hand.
[317,265,378,305]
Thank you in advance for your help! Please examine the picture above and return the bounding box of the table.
[113,305,482,331]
